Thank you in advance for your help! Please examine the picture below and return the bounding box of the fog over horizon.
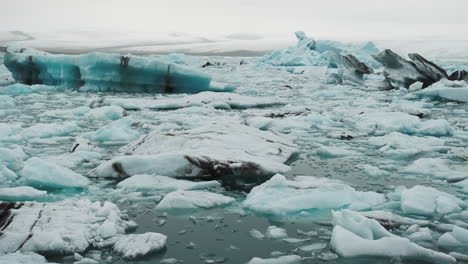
[2,0,468,41]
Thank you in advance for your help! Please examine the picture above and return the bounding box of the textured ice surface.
[243,174,385,217]
[439,226,468,248]
[91,122,296,178]
[0,199,134,255]
[156,190,235,210]
[4,48,235,93]
[117,174,221,191]
[416,79,468,102]
[112,232,167,259]
[400,185,466,216]
[21,157,90,188]
[331,210,456,263]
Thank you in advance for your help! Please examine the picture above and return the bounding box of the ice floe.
[156,190,235,210]
[112,232,167,259]
[0,199,134,255]
[247,254,302,264]
[90,122,296,178]
[243,174,385,217]
[330,210,456,263]
[0,186,47,201]
[117,174,220,191]
[21,157,90,188]
[82,118,139,143]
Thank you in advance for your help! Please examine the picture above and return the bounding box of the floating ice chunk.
[243,174,385,217]
[0,165,17,181]
[456,179,468,193]
[409,81,424,92]
[247,255,302,264]
[359,164,389,178]
[4,48,235,93]
[368,132,447,159]
[400,185,466,216]
[85,105,125,120]
[390,99,433,116]
[113,232,167,259]
[21,157,90,188]
[0,186,47,201]
[356,111,451,136]
[0,147,26,172]
[372,49,447,89]
[331,210,456,263]
[400,158,468,181]
[156,190,235,210]
[21,121,81,138]
[0,199,133,254]
[117,174,220,191]
[297,242,327,251]
[249,229,265,239]
[74,258,99,264]
[44,151,102,169]
[91,122,296,178]
[0,95,15,109]
[416,79,468,102]
[82,118,139,143]
[265,226,288,239]
[70,137,100,152]
[316,145,359,158]
[0,252,54,264]
[89,154,202,178]
[405,225,433,241]
[439,226,468,248]
[88,92,284,111]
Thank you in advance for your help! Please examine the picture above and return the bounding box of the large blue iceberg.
[3,48,235,93]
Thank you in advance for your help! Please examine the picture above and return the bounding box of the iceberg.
[372,49,448,89]
[117,174,221,191]
[438,226,468,248]
[328,51,374,85]
[243,174,385,218]
[4,48,235,93]
[330,210,456,263]
[0,199,135,255]
[90,122,296,178]
[260,31,379,67]
[21,157,90,188]
[112,232,167,259]
[400,185,466,216]
[156,190,235,210]
[0,186,47,201]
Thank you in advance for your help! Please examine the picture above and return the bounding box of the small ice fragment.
[113,232,167,259]
[265,226,288,239]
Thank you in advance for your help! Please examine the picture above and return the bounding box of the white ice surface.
[156,190,235,210]
[117,174,220,191]
[113,232,167,259]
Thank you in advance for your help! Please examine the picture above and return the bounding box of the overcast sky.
[2,0,468,40]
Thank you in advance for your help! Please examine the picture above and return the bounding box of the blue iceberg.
[3,48,235,93]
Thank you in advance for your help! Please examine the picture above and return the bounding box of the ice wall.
[3,47,235,93]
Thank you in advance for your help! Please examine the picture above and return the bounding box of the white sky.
[2,0,468,41]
